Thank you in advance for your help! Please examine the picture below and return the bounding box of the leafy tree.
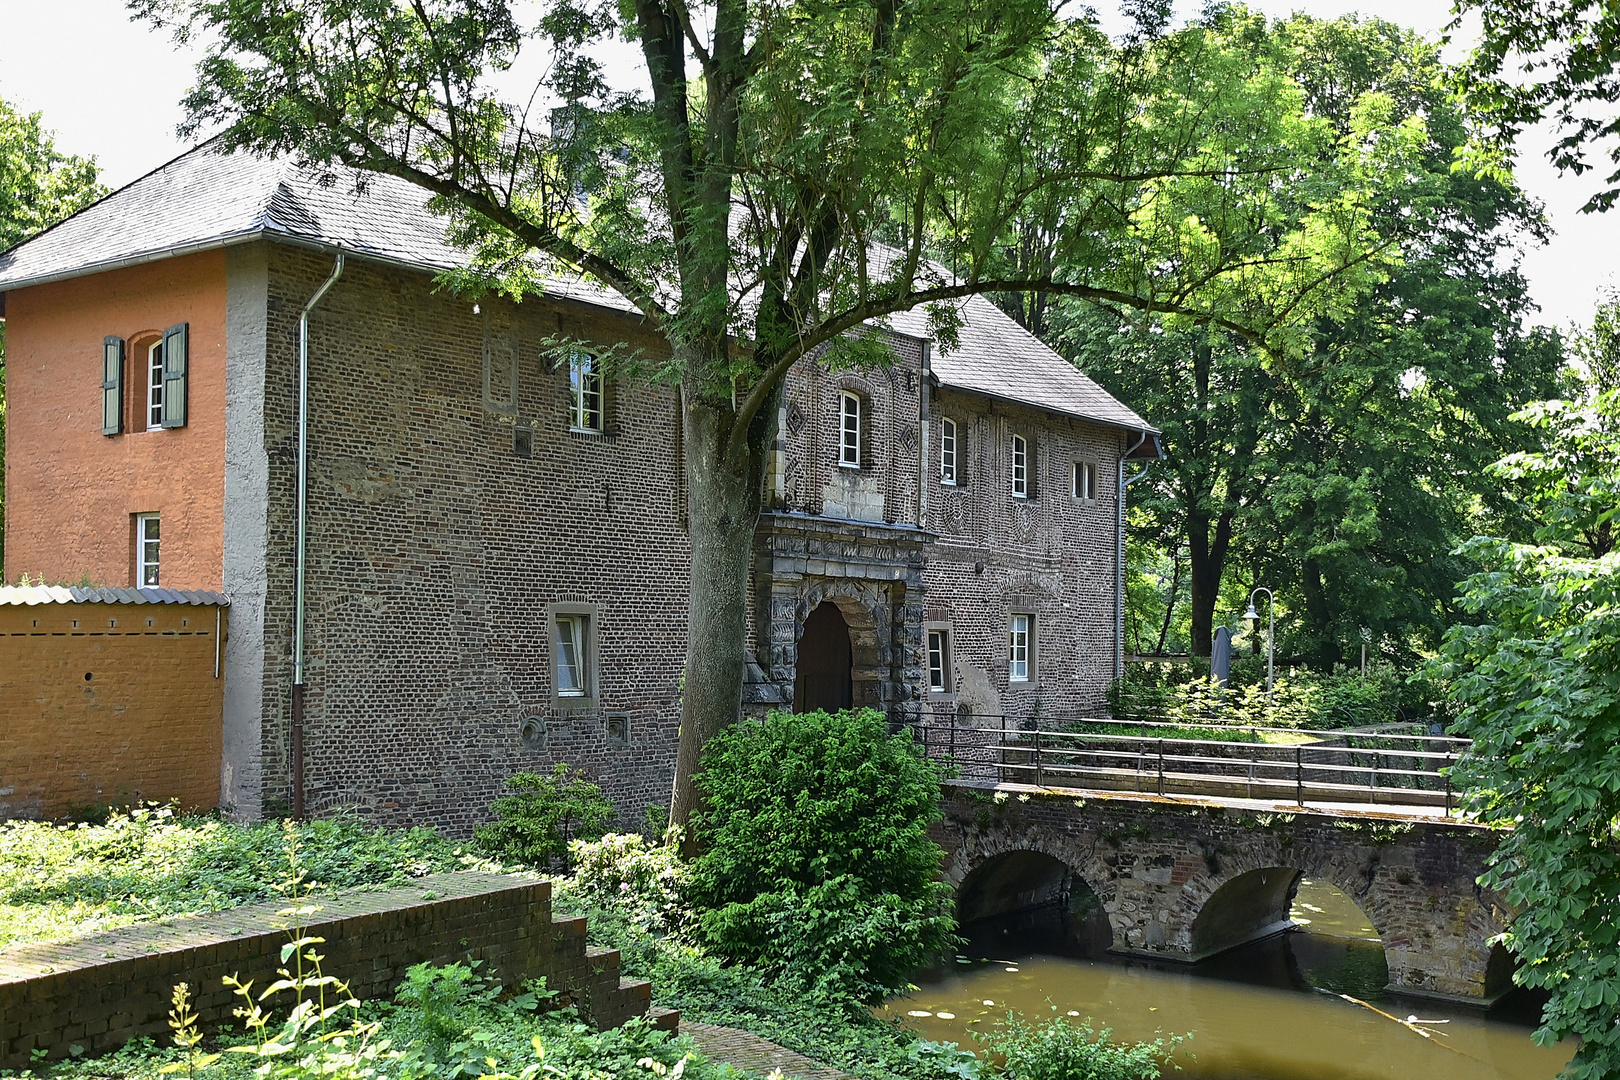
[0,94,104,575]
[1453,0,1620,213]
[1443,392,1620,1080]
[137,0,1420,824]
[1054,12,1563,664]
[687,708,953,1003]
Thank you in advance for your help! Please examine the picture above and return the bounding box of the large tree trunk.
[668,393,771,837]
[1187,505,1235,658]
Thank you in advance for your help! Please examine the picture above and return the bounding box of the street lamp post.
[1244,587,1275,697]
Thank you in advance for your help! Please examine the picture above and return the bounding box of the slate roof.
[0,143,1155,434]
[0,585,229,606]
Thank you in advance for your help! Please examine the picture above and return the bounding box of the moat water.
[879,880,1572,1079]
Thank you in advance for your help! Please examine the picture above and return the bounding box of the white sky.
[0,0,1612,330]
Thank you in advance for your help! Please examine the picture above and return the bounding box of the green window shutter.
[101,336,125,436]
[161,322,188,428]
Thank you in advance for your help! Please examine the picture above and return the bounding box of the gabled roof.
[0,143,1155,436]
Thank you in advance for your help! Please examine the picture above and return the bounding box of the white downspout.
[292,250,344,819]
[1116,429,1150,679]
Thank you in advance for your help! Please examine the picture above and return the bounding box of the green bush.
[1107,661,1422,731]
[977,1013,1181,1080]
[688,708,957,1004]
[473,764,616,868]
[555,831,689,939]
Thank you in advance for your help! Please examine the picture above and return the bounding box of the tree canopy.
[137,0,1430,820]
[1453,0,1620,213]
[1049,11,1563,665]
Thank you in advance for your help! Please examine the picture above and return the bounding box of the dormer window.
[839,391,862,468]
[940,417,957,484]
[569,351,603,433]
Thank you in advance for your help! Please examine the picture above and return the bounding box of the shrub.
[473,764,616,868]
[688,708,957,1004]
[555,831,689,938]
[977,1013,1181,1080]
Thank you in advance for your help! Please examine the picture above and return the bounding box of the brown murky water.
[879,881,1572,1080]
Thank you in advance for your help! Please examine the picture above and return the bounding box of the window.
[555,615,588,695]
[1074,460,1097,501]
[136,514,160,586]
[1009,613,1032,683]
[940,417,957,485]
[146,340,165,430]
[550,603,599,707]
[569,351,603,433]
[1011,434,1029,498]
[839,391,862,468]
[927,629,952,693]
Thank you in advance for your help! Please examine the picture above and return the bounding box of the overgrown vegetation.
[3,717,1179,1080]
[1105,660,1454,732]
[0,807,491,950]
[471,764,617,870]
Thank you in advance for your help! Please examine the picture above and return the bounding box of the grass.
[0,806,495,951]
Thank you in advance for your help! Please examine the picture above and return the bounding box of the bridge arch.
[935,788,1512,1002]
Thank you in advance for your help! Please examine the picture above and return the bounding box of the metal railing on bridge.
[900,709,1469,814]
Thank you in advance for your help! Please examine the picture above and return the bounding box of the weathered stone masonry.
[935,785,1511,1003]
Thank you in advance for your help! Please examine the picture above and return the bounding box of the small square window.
[840,391,862,468]
[135,514,160,587]
[605,712,630,745]
[1009,613,1033,683]
[514,427,534,458]
[927,629,952,693]
[1073,460,1097,501]
[1011,434,1029,499]
[940,417,958,485]
[569,351,603,433]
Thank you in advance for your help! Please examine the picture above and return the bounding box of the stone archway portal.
[795,601,853,713]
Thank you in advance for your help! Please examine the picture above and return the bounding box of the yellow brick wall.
[0,603,225,819]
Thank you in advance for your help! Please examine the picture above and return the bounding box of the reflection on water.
[881,880,1570,1080]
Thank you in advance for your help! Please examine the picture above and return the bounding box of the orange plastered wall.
[0,602,225,819]
[3,251,228,589]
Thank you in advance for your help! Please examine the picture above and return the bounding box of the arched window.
[839,391,863,468]
[940,416,957,484]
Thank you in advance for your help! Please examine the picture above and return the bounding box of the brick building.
[0,145,1159,832]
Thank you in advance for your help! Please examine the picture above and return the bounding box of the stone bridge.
[934,783,1512,1004]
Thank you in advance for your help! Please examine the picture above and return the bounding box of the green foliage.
[473,765,616,869]
[1106,662,1421,731]
[1444,515,1620,1072]
[689,709,956,1004]
[554,831,689,940]
[1057,11,1564,666]
[0,806,492,950]
[975,1013,1180,1080]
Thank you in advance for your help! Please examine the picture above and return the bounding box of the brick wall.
[0,600,225,819]
[0,871,662,1068]
[247,247,690,833]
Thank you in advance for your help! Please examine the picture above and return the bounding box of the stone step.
[648,1005,680,1032]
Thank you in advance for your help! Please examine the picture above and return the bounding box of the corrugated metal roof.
[0,143,1154,432]
[0,585,229,607]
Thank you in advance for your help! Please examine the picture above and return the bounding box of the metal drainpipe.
[1116,429,1149,679]
[917,341,931,530]
[292,251,344,821]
